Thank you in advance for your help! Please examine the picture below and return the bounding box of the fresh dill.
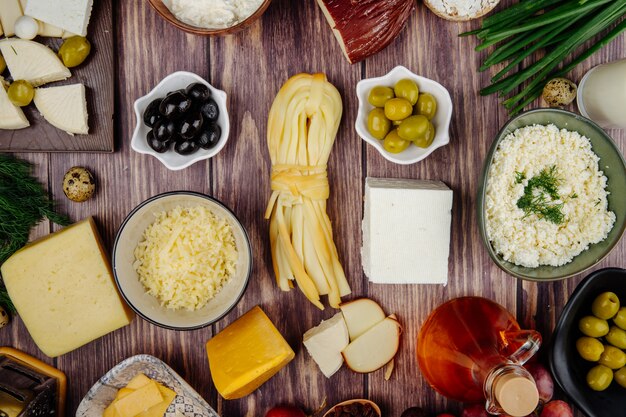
[516,165,567,225]
[0,155,69,312]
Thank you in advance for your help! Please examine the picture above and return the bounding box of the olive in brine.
[416,93,437,120]
[159,91,192,118]
[394,79,419,106]
[147,130,170,153]
[196,124,221,149]
[143,98,163,127]
[186,83,211,102]
[179,112,204,140]
[175,139,199,155]
[367,108,391,140]
[199,98,220,122]
[153,118,175,142]
[368,86,394,107]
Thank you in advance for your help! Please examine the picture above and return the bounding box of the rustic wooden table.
[1,1,624,416]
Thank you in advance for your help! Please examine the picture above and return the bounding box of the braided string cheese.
[265,73,351,310]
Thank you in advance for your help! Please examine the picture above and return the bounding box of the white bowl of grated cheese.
[112,191,252,330]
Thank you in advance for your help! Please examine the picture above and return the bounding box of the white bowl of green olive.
[132,71,229,171]
[355,65,453,165]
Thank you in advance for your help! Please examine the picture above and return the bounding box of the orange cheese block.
[206,306,295,399]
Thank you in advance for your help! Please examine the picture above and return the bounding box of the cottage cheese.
[163,0,263,29]
[485,124,615,267]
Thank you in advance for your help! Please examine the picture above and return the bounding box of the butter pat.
[206,306,295,399]
[303,312,349,378]
[1,218,134,357]
[24,0,93,36]
[362,178,453,284]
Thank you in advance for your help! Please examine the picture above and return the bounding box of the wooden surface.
[1,1,625,416]
[0,0,114,152]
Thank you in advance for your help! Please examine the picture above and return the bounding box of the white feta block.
[24,0,93,37]
[362,178,453,285]
[303,313,349,378]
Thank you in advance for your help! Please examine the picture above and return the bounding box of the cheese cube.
[206,306,295,399]
[24,0,93,37]
[0,0,23,37]
[303,312,349,378]
[0,218,134,357]
[362,178,453,284]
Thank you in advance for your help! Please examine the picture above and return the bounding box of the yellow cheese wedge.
[113,380,163,417]
[126,373,153,390]
[206,306,295,399]
[0,0,23,37]
[0,218,134,357]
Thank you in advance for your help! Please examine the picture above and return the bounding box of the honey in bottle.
[417,297,542,417]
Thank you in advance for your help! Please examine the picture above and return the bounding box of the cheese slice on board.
[0,38,70,87]
[0,0,23,37]
[206,306,295,399]
[303,312,349,378]
[34,84,89,135]
[19,0,65,37]
[0,76,30,129]
[0,218,134,357]
[362,178,453,285]
[24,0,93,36]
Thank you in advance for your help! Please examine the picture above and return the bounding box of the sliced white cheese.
[303,313,349,378]
[61,30,78,39]
[0,0,24,37]
[0,38,70,86]
[24,0,93,37]
[0,76,30,129]
[18,0,63,37]
[34,84,88,135]
[362,178,453,285]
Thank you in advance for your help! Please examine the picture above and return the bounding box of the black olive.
[196,123,221,149]
[186,83,211,102]
[147,130,171,153]
[175,140,199,155]
[153,119,175,142]
[143,98,163,127]
[159,91,192,118]
[179,112,204,140]
[199,98,219,122]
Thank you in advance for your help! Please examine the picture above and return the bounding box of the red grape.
[461,404,489,417]
[539,401,573,417]
[525,362,554,403]
[265,406,306,417]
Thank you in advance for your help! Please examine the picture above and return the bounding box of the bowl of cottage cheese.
[149,0,271,35]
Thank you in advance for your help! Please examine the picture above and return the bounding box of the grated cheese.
[133,205,238,311]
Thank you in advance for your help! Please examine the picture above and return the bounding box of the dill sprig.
[516,165,567,225]
[0,154,69,313]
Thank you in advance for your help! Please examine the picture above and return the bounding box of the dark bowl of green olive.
[550,267,626,417]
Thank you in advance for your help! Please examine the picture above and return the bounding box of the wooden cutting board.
[0,0,114,152]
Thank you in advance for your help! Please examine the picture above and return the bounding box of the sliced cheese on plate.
[34,83,89,135]
[0,0,23,37]
[0,38,70,86]
[0,76,29,129]
[24,0,93,37]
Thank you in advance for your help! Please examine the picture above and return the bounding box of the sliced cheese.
[362,178,453,285]
[137,385,176,417]
[0,218,134,357]
[0,76,29,129]
[303,312,349,378]
[105,375,177,417]
[34,83,88,135]
[113,380,163,417]
[0,20,3,36]
[206,306,295,399]
[24,0,93,37]
[62,30,78,39]
[126,373,153,390]
[18,0,64,37]
[0,38,70,86]
[0,0,23,37]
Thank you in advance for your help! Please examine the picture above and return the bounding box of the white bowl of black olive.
[132,71,229,170]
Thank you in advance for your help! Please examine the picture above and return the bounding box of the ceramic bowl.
[477,108,626,281]
[355,65,453,165]
[147,0,272,36]
[322,399,381,417]
[550,267,626,417]
[132,71,229,171]
[112,191,252,330]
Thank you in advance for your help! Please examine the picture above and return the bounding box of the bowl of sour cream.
[148,0,272,35]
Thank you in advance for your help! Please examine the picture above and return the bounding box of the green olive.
[416,93,437,120]
[394,79,419,106]
[367,108,391,140]
[393,119,403,126]
[587,365,613,391]
[0,54,6,74]
[592,291,620,320]
[383,130,410,154]
[414,122,435,148]
[614,307,626,330]
[576,337,605,361]
[384,98,413,121]
[58,36,91,68]
[368,86,394,107]
[606,326,626,349]
[615,367,626,389]
[7,80,34,107]
[397,115,429,141]
[598,345,626,369]
[579,315,610,337]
